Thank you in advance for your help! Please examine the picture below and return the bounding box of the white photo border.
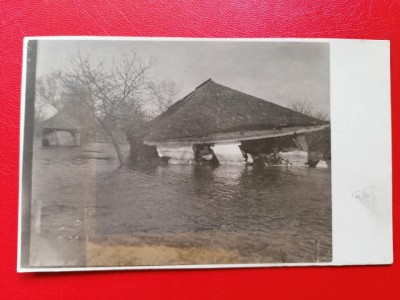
[17,37,392,272]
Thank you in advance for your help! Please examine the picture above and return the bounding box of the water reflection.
[94,161,331,262]
[30,142,331,266]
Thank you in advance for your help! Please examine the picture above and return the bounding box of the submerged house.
[128,79,330,166]
[41,112,81,147]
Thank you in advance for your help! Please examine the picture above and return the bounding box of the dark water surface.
[31,142,331,265]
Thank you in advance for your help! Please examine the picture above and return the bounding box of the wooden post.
[41,128,45,146]
[76,130,80,146]
[292,134,308,151]
[53,130,59,146]
[73,130,77,146]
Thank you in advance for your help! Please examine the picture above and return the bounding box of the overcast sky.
[36,39,330,113]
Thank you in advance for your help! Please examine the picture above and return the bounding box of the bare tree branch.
[148,79,181,116]
[55,51,155,165]
[289,99,329,121]
[289,99,313,117]
[36,72,63,112]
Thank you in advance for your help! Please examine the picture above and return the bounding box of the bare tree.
[59,52,155,165]
[289,99,314,117]
[290,99,329,121]
[312,109,329,121]
[36,72,64,112]
[149,79,181,116]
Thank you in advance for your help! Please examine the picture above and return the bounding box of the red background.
[0,1,398,298]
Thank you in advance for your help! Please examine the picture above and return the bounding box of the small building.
[41,112,81,147]
[128,79,330,166]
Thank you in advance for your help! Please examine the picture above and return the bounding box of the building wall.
[42,130,78,146]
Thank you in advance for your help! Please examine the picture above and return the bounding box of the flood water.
[30,142,331,267]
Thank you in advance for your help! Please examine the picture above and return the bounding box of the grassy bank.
[87,242,242,266]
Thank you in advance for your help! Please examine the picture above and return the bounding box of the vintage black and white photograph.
[18,38,391,271]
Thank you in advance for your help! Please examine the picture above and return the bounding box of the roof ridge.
[195,78,213,90]
[152,79,215,123]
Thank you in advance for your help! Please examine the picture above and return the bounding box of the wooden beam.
[54,130,59,146]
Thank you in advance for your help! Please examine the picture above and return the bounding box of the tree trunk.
[109,133,124,165]
[95,116,125,165]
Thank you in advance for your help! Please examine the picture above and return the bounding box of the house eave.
[144,124,329,147]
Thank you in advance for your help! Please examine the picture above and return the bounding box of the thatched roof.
[42,112,81,130]
[142,79,327,144]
